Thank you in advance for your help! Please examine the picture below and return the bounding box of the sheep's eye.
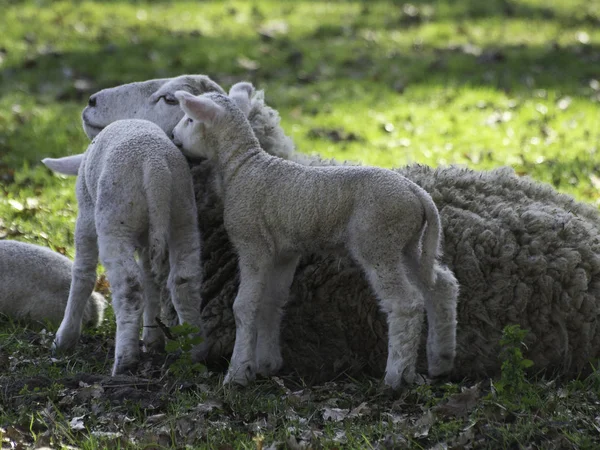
[187,117,193,124]
[162,95,179,105]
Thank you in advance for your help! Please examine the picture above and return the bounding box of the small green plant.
[493,324,536,410]
[163,322,206,378]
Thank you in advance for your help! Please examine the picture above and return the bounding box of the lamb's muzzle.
[172,83,459,389]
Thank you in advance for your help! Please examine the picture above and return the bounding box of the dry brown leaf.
[413,410,435,438]
[322,407,349,422]
[433,384,481,419]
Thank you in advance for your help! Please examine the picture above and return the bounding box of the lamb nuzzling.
[45,74,600,381]
[0,240,106,327]
[46,119,204,375]
[172,83,458,389]
[43,74,324,178]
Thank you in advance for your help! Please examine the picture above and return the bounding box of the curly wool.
[192,159,600,381]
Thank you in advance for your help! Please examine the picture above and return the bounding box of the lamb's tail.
[145,162,172,280]
[409,182,442,287]
[42,154,84,176]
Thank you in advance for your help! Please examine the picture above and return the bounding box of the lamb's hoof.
[384,372,402,390]
[190,339,213,362]
[428,352,455,378]
[112,356,140,376]
[52,334,79,354]
[223,364,256,387]
[142,332,165,354]
[256,354,283,377]
[51,340,60,354]
[384,366,416,390]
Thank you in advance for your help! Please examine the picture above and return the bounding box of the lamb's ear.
[175,91,223,124]
[42,154,83,176]
[229,82,254,117]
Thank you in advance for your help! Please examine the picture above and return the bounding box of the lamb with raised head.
[0,240,106,327]
[172,83,458,389]
[46,119,203,375]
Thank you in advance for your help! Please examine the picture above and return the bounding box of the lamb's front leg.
[255,253,299,376]
[224,254,269,386]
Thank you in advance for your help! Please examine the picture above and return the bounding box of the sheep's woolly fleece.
[189,93,600,380]
[71,79,599,381]
[194,160,600,380]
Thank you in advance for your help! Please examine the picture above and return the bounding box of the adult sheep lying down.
[47,74,600,381]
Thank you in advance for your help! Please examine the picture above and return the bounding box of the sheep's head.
[81,75,225,139]
[172,82,254,160]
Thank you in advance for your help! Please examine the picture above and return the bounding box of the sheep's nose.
[88,95,97,107]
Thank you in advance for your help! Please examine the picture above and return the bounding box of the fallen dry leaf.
[347,401,370,418]
[286,435,310,450]
[194,398,223,414]
[433,384,481,419]
[322,407,349,422]
[69,415,86,431]
[413,410,435,438]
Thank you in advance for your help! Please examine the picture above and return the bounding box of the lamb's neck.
[215,136,265,186]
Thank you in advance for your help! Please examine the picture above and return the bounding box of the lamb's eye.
[187,118,193,124]
[162,94,179,105]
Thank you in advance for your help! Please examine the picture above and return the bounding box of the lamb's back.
[82,119,184,208]
[261,160,421,216]
[227,158,423,250]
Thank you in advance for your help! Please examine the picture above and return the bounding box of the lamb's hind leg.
[53,209,99,352]
[167,225,203,330]
[424,264,458,378]
[255,253,299,376]
[139,249,165,353]
[355,252,425,389]
[225,252,270,386]
[99,237,144,375]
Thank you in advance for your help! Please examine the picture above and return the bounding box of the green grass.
[1,0,600,448]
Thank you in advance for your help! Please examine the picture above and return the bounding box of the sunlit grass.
[1,1,600,447]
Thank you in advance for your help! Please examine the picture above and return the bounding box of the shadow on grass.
[14,0,600,25]
[1,0,598,101]
[1,32,598,100]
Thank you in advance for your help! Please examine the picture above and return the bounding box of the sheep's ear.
[175,91,223,124]
[229,82,254,117]
[42,155,83,176]
[149,81,177,104]
[196,75,226,94]
[151,76,226,103]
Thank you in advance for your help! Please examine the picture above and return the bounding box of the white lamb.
[171,83,458,389]
[0,240,106,327]
[45,119,204,375]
